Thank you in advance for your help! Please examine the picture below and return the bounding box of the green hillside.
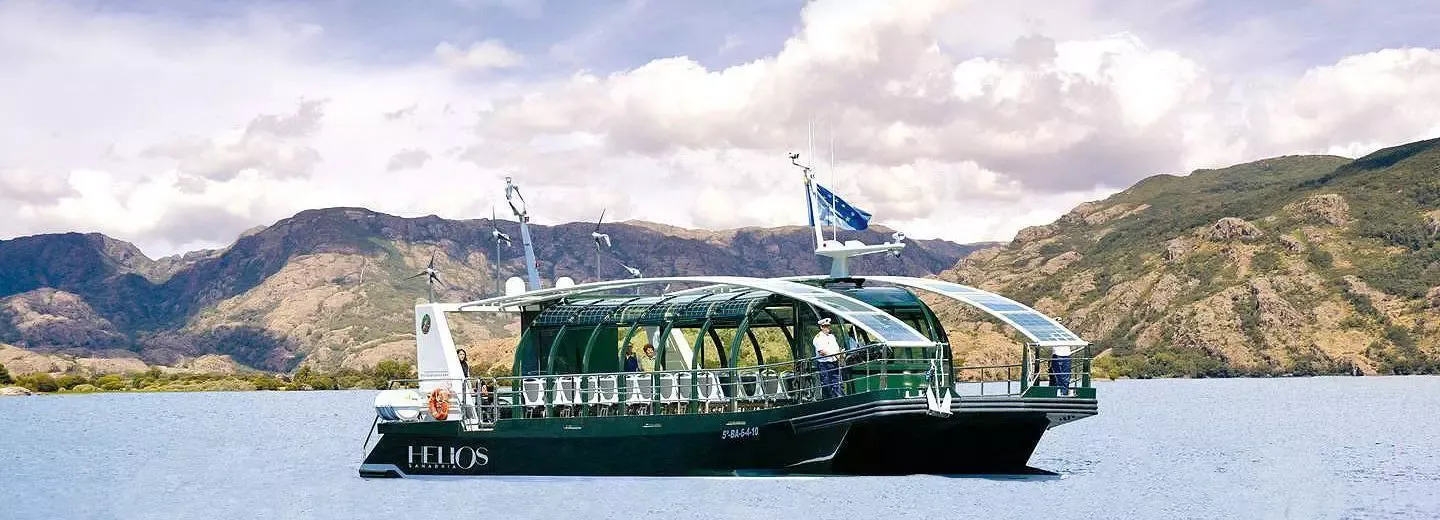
[941,138,1440,377]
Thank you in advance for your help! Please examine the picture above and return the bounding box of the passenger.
[1049,345,1072,395]
[457,349,472,379]
[639,344,658,372]
[623,347,641,372]
[813,318,843,399]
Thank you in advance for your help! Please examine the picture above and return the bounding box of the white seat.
[626,374,655,405]
[737,371,764,400]
[698,372,726,403]
[657,373,681,403]
[553,377,578,406]
[581,375,599,405]
[521,378,545,407]
[765,371,789,399]
[677,372,694,401]
[595,375,620,405]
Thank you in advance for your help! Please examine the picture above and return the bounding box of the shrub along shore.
[0,360,425,394]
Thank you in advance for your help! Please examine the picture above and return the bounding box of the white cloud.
[2,0,1440,260]
[386,148,433,172]
[0,168,78,205]
[435,40,523,71]
[141,99,327,185]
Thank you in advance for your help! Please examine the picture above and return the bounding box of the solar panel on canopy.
[863,276,1088,346]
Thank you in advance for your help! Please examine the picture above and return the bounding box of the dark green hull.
[359,390,1097,477]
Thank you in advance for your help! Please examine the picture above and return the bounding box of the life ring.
[427,388,452,420]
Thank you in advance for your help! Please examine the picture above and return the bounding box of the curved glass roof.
[459,276,936,347]
[863,276,1088,347]
[532,290,772,327]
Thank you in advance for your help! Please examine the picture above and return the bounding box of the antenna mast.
[829,124,836,242]
[505,176,543,291]
[792,152,825,251]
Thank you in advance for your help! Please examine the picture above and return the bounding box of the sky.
[2,0,1440,258]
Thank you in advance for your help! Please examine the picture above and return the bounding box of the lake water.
[2,377,1438,519]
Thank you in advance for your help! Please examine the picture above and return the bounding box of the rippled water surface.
[3,377,1439,519]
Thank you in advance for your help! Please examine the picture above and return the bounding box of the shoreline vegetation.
[2,357,1417,397]
[0,360,431,395]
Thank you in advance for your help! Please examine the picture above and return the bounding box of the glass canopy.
[461,276,936,347]
[861,276,1089,347]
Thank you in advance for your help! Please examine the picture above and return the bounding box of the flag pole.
[829,123,837,242]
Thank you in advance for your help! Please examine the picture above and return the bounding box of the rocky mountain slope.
[940,138,1440,376]
[0,209,985,374]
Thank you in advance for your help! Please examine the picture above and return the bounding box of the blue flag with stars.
[812,183,872,231]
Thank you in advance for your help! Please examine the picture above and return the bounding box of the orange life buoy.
[428,388,452,420]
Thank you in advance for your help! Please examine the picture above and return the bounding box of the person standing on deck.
[813,318,843,399]
[623,347,640,372]
[457,349,472,379]
[1049,345,1072,395]
[638,344,657,372]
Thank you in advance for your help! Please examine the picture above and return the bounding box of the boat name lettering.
[721,426,760,440]
[406,445,490,470]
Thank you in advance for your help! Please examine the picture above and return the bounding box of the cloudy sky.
[3,0,1439,257]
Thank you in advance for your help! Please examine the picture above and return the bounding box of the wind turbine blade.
[428,252,436,269]
[405,271,427,280]
[430,273,446,287]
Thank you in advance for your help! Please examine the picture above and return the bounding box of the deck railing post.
[1020,344,1031,392]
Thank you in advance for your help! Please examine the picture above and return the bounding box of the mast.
[829,124,837,242]
[494,232,503,295]
[505,176,543,291]
[792,153,826,250]
[789,149,904,278]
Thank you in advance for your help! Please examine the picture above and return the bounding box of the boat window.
[897,314,936,341]
[737,326,791,367]
[656,327,696,371]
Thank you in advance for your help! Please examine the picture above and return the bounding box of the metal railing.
[382,343,951,427]
[952,363,1024,396]
[1022,345,1093,394]
[378,343,1095,427]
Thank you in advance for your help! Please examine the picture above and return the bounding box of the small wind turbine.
[406,252,445,302]
[490,206,512,295]
[614,258,642,279]
[890,231,906,258]
[591,209,612,282]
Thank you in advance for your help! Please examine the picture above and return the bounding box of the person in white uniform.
[1049,345,1072,394]
[813,318,843,399]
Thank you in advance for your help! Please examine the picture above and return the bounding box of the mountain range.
[6,136,1440,379]
[0,209,984,374]
[938,137,1440,376]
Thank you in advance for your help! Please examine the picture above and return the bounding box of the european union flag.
[812,183,872,231]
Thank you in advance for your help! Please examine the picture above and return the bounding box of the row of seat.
[518,371,796,410]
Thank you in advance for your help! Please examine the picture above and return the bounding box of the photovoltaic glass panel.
[847,313,931,345]
[963,293,1029,312]
[1002,313,1080,342]
[815,295,879,313]
[862,276,1088,346]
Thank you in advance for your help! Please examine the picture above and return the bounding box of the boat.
[358,162,1097,478]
